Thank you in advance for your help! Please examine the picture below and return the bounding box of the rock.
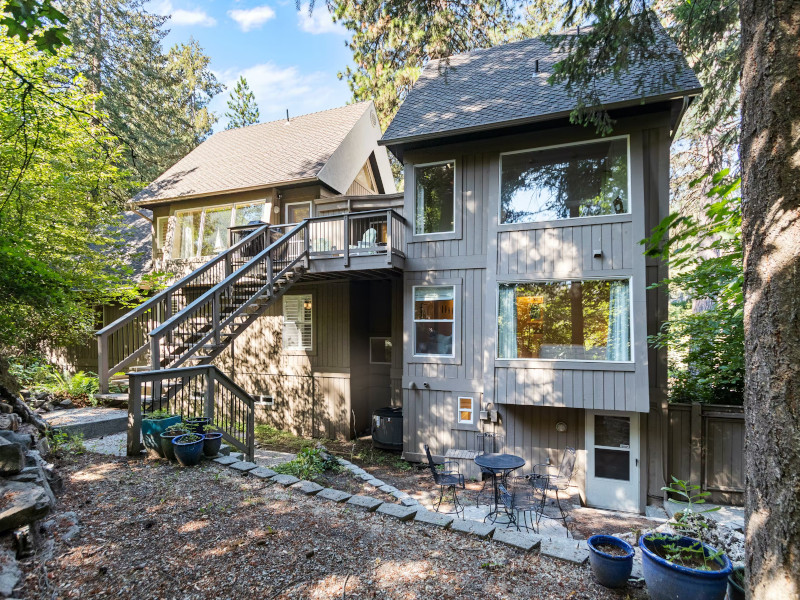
[413,509,454,528]
[35,437,50,458]
[540,538,589,564]
[450,519,496,539]
[375,503,417,522]
[248,467,278,479]
[57,399,74,410]
[0,547,20,597]
[0,439,24,476]
[33,392,49,402]
[345,495,382,511]
[228,461,258,472]
[271,474,300,487]
[0,416,20,432]
[290,481,324,495]
[0,406,12,415]
[58,512,81,542]
[491,528,542,551]
[0,432,32,452]
[0,481,52,533]
[316,488,352,503]
[213,455,240,466]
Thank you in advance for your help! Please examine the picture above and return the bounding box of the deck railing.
[128,365,255,460]
[96,224,271,392]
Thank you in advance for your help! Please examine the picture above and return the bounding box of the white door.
[285,201,312,224]
[585,411,641,512]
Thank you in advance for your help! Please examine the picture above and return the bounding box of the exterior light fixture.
[303,298,312,311]
[555,421,568,433]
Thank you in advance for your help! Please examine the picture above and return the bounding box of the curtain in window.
[498,285,517,359]
[606,281,630,361]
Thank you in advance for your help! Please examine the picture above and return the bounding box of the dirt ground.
[18,452,649,600]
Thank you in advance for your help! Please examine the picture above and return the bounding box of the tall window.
[173,201,266,259]
[414,162,455,235]
[498,280,631,361]
[283,294,313,351]
[414,286,455,356]
[500,138,629,224]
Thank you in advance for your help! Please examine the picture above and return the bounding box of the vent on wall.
[255,395,274,406]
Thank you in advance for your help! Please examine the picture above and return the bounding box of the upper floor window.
[283,294,313,351]
[173,201,266,259]
[414,161,455,235]
[413,285,455,356]
[498,279,631,361]
[500,138,629,224]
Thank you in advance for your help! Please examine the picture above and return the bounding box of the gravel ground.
[18,452,648,600]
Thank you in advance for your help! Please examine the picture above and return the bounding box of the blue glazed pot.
[202,432,223,457]
[141,415,181,457]
[185,417,211,434]
[727,566,745,600]
[639,533,732,600]
[173,433,206,467]
[160,429,189,461]
[587,535,634,588]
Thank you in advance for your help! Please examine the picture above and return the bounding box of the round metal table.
[474,453,526,523]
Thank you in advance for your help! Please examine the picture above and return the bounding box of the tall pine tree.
[224,76,260,129]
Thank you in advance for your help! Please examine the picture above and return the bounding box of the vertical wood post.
[344,214,350,267]
[98,334,109,394]
[224,253,232,277]
[247,395,255,462]
[690,402,703,488]
[386,210,393,265]
[267,255,274,296]
[127,374,142,456]
[212,291,221,345]
[151,335,161,371]
[303,223,310,268]
[204,368,215,422]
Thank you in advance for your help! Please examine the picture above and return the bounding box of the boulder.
[57,399,74,410]
[0,433,32,452]
[0,547,20,597]
[0,440,24,476]
[0,481,52,533]
[0,406,11,415]
[0,416,20,432]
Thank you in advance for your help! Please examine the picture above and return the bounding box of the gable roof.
[381,26,702,148]
[134,101,394,205]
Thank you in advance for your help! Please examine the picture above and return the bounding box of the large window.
[413,286,455,356]
[283,294,313,351]
[173,201,266,259]
[500,138,629,224]
[414,161,455,235]
[498,280,631,361]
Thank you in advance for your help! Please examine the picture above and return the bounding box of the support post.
[344,214,350,267]
[127,374,142,456]
[690,402,703,488]
[151,335,161,370]
[386,210,393,265]
[98,334,109,394]
[204,368,215,422]
[267,255,274,296]
[212,291,221,346]
[303,223,310,269]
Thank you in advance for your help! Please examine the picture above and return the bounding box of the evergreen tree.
[225,76,260,129]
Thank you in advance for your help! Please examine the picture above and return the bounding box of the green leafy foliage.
[143,409,173,420]
[1,0,69,53]
[49,430,85,455]
[273,446,341,481]
[9,359,98,402]
[225,76,259,129]
[643,172,743,404]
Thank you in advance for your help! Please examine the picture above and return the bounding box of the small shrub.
[164,423,189,435]
[49,430,85,455]
[273,447,340,481]
[143,409,173,420]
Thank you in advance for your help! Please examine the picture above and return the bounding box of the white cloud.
[153,1,217,26]
[297,3,347,35]
[228,5,277,32]
[211,62,350,129]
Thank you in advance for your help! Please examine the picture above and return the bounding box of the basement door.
[585,411,640,512]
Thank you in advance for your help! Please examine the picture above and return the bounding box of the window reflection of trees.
[415,163,454,234]
[501,140,628,224]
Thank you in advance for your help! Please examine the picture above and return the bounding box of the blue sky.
[149,0,354,130]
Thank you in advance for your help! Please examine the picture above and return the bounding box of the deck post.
[212,291,221,345]
[386,210,393,265]
[128,374,142,456]
[344,214,350,267]
[303,223,310,268]
[204,367,215,422]
[98,334,109,394]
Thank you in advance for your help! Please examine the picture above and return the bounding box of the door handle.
[635,458,639,467]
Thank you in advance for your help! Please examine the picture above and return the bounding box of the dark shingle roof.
[381,27,701,145]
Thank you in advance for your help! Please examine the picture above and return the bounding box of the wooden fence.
[667,402,745,505]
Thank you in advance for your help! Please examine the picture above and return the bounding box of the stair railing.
[96,224,271,393]
[128,365,255,460]
[148,220,309,372]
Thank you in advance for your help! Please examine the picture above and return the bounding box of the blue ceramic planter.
[727,566,745,600]
[141,415,181,457]
[173,433,206,467]
[640,533,732,600]
[202,432,223,457]
[587,535,634,588]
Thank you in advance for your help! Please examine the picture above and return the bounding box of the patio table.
[473,453,525,523]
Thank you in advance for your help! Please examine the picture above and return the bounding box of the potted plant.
[172,433,206,467]
[639,532,731,600]
[201,423,223,457]
[141,410,181,457]
[727,566,745,600]
[160,423,190,461]
[185,416,211,433]
[587,535,635,588]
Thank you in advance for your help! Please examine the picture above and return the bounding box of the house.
[102,30,702,514]
[379,29,701,513]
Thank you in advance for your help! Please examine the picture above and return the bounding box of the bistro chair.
[531,447,577,536]
[507,475,540,533]
[424,444,466,518]
[494,482,519,530]
[475,432,505,507]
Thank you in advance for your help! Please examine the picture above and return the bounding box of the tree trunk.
[740,0,800,596]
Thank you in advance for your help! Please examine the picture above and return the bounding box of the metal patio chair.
[424,444,466,518]
[507,475,541,533]
[474,432,505,507]
[532,447,576,537]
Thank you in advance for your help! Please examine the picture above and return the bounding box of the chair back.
[424,444,441,484]
[557,447,577,484]
[476,432,504,455]
[362,227,378,244]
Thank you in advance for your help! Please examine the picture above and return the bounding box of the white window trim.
[282,293,313,352]
[495,276,635,364]
[369,337,392,365]
[498,135,631,226]
[173,200,267,259]
[458,396,474,424]
[285,201,313,224]
[155,216,169,250]
[412,284,456,358]
[413,159,457,236]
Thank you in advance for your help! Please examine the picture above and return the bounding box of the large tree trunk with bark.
[740,0,800,596]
